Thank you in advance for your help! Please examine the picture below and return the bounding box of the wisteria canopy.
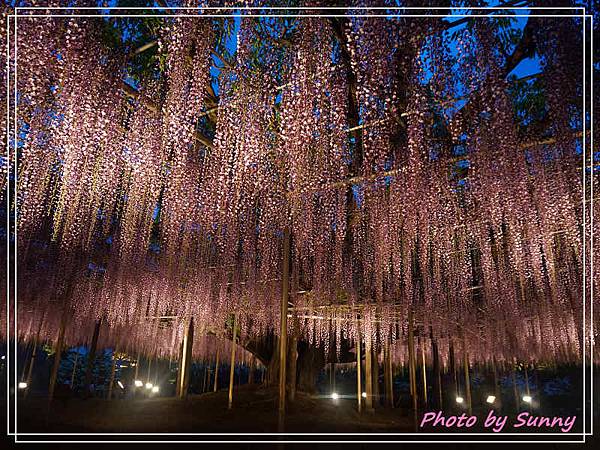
[2,1,598,371]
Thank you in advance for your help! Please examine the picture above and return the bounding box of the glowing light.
[522,395,532,403]
[331,392,339,400]
[117,381,124,389]
[152,386,159,393]
[134,380,143,387]
[18,382,27,389]
[486,395,496,404]
[145,382,153,389]
[361,392,367,398]
[456,396,464,404]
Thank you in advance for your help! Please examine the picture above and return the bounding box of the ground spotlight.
[522,395,532,403]
[361,392,367,398]
[117,381,124,389]
[145,382,153,389]
[134,380,143,387]
[455,396,464,404]
[152,386,159,393]
[331,392,339,400]
[18,382,27,389]
[486,395,496,404]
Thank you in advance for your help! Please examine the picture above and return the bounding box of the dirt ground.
[9,385,600,450]
[15,385,413,433]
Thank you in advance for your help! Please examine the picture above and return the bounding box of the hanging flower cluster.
[6,10,594,368]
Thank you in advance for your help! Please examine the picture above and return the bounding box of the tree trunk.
[286,336,298,402]
[296,341,325,393]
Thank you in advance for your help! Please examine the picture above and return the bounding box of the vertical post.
[364,334,373,412]
[524,362,531,411]
[408,310,417,407]
[463,338,472,415]
[177,318,194,399]
[287,335,298,402]
[202,363,208,393]
[248,356,255,385]
[147,357,152,383]
[228,313,238,410]
[431,331,442,409]
[134,352,140,381]
[24,314,44,398]
[356,323,362,413]
[70,350,79,389]
[48,315,67,401]
[84,319,101,396]
[24,346,37,399]
[421,340,428,407]
[450,339,458,396]
[107,345,119,400]
[408,310,418,431]
[278,226,291,430]
[213,343,220,392]
[331,362,336,393]
[492,356,499,410]
[512,360,520,410]
[175,341,183,397]
[384,338,393,407]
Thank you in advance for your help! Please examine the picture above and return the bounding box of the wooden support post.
[492,356,499,410]
[70,350,79,389]
[48,315,67,401]
[84,319,101,396]
[107,345,119,400]
[421,340,428,408]
[228,313,238,410]
[248,356,255,385]
[364,334,374,412]
[524,362,531,411]
[175,342,183,397]
[450,340,458,396]
[431,329,442,409]
[147,357,152,383]
[512,360,520,410]
[278,227,291,430]
[24,345,37,398]
[213,343,220,392]
[384,338,393,407]
[331,362,336,393]
[287,335,298,402]
[177,318,194,399]
[408,310,419,432]
[134,351,140,381]
[24,314,44,398]
[202,363,208,393]
[372,347,379,406]
[408,310,418,415]
[23,347,36,398]
[463,340,472,415]
[356,325,362,413]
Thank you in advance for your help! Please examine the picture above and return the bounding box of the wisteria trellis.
[3,2,598,369]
